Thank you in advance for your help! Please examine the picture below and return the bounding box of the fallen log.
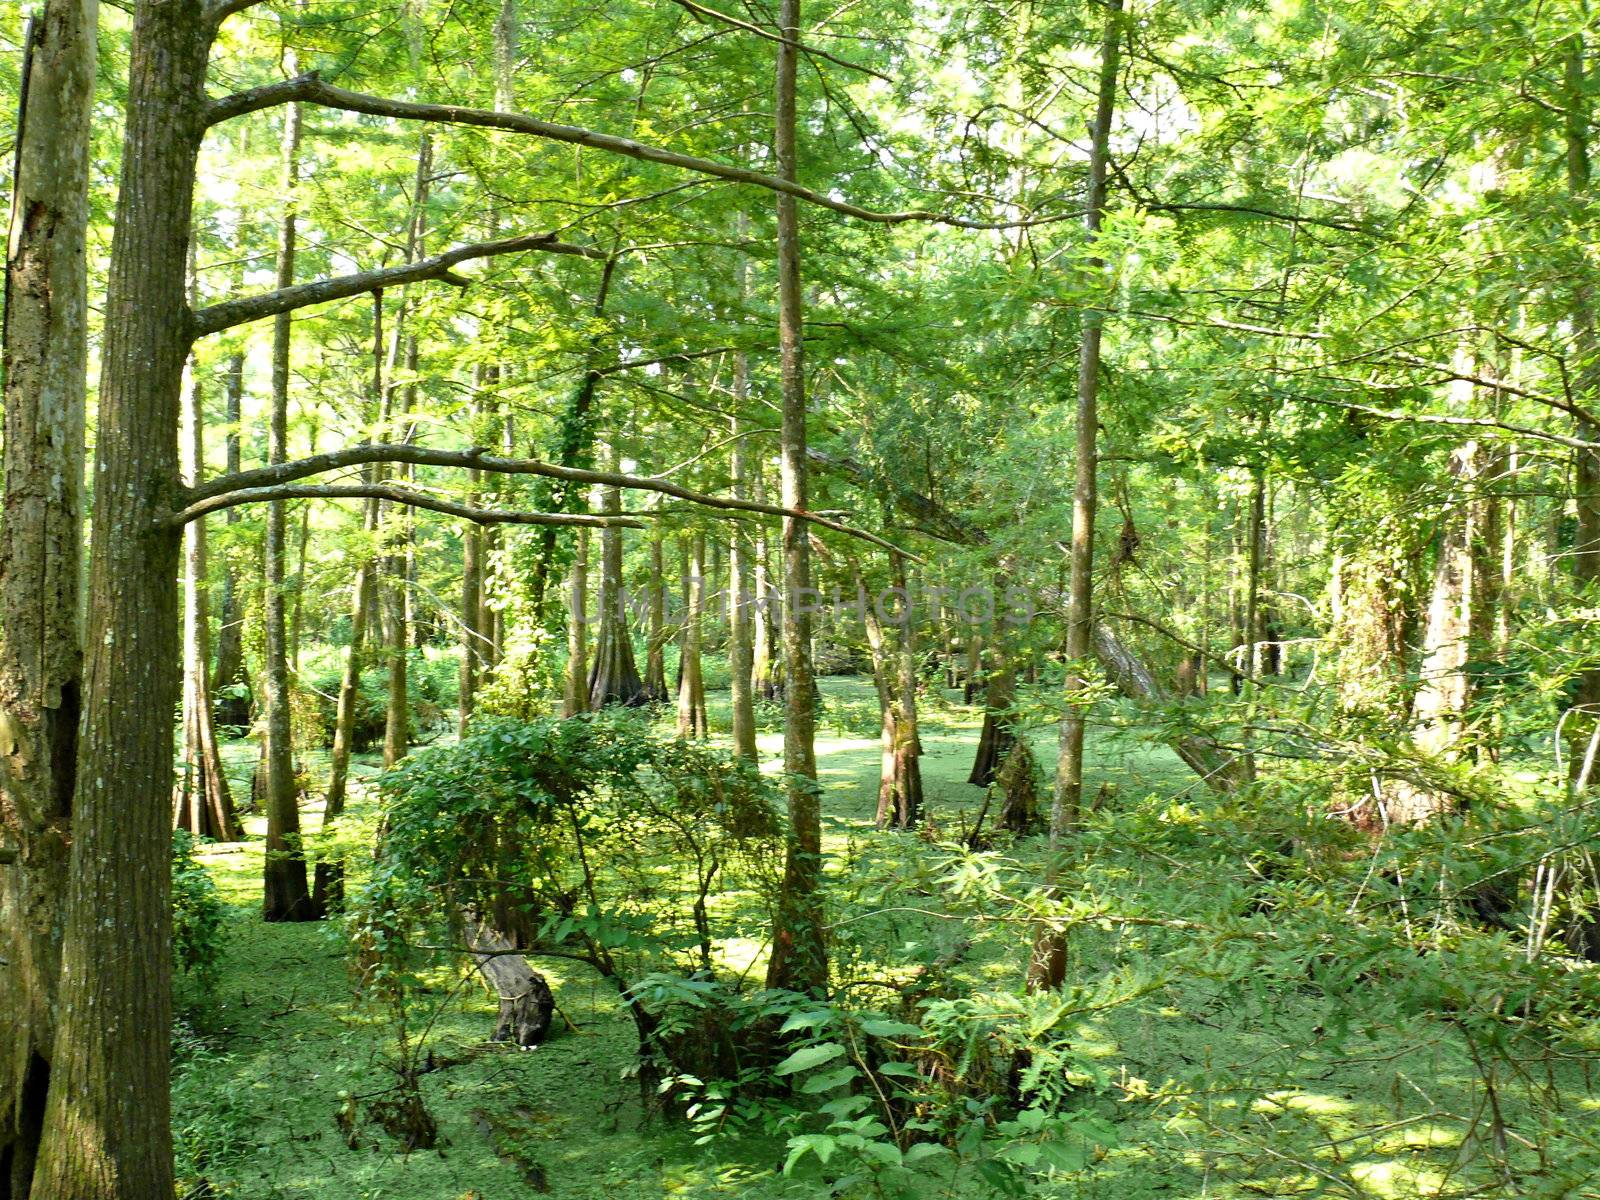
[1091,625,1249,794]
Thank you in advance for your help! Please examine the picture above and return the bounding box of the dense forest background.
[4,0,1600,1196]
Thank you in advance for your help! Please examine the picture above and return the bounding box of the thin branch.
[1288,393,1600,452]
[189,232,603,337]
[189,444,923,559]
[167,484,645,529]
[205,74,1072,231]
[664,0,891,81]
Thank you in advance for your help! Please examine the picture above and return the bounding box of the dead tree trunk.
[1092,624,1249,792]
[464,915,554,1048]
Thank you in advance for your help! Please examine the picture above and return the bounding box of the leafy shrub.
[172,829,225,990]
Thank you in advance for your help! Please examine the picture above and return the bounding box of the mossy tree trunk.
[765,0,825,995]
[0,4,93,1188]
[31,4,207,1192]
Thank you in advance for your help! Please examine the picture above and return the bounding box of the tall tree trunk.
[382,542,409,767]
[676,533,709,738]
[728,386,758,757]
[751,457,778,701]
[765,0,825,995]
[377,134,432,765]
[312,520,375,915]
[212,348,250,728]
[1565,38,1600,772]
[1384,442,1483,824]
[261,90,313,922]
[588,458,646,709]
[643,528,669,702]
[0,5,93,1191]
[32,5,209,1194]
[562,531,590,718]
[459,475,484,734]
[314,296,385,914]
[1030,0,1121,994]
[176,362,240,842]
[861,560,922,829]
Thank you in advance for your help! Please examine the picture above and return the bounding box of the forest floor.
[177,677,1543,1199]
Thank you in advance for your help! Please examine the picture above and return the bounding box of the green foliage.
[172,829,226,992]
[171,1020,258,1194]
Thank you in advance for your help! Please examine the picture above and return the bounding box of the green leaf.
[774,1042,846,1075]
[783,1133,837,1173]
[859,1018,924,1038]
[779,1010,835,1034]
[801,1065,859,1093]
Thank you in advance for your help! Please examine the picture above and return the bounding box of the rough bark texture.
[0,4,93,1191]
[1330,539,1409,717]
[465,915,554,1048]
[765,0,825,996]
[31,5,206,1194]
[1380,440,1485,824]
[261,93,313,922]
